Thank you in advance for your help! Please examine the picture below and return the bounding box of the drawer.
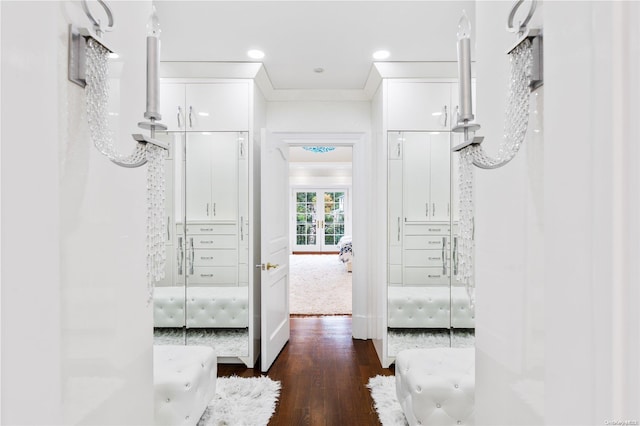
[188,266,237,285]
[405,235,448,250]
[404,223,450,236]
[404,249,446,267]
[189,234,237,249]
[403,267,449,285]
[180,222,238,235]
[192,249,237,267]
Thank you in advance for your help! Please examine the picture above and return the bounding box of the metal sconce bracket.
[509,27,543,90]
[68,24,115,88]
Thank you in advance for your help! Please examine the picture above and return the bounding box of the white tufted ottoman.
[388,286,475,328]
[395,347,475,426]
[154,286,249,328]
[153,345,217,426]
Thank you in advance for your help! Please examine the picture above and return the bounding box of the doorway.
[288,145,353,316]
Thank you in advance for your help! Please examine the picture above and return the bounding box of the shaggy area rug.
[289,254,352,315]
[154,328,249,357]
[387,329,475,356]
[198,376,281,426]
[367,375,408,426]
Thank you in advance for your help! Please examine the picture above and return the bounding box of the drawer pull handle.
[428,241,440,245]
[200,274,214,278]
[201,241,214,244]
[201,256,213,260]
[428,274,441,278]
[177,106,182,128]
[200,228,213,232]
[428,257,440,260]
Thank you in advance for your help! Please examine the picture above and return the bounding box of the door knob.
[256,262,280,271]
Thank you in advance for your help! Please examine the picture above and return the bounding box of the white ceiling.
[155,1,475,90]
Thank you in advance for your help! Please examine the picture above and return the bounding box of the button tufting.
[436,403,441,408]
[454,384,459,388]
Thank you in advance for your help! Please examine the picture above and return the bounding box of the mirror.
[153,131,249,359]
[387,131,475,356]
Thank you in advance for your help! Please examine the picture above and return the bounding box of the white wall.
[473,1,544,424]
[475,1,640,424]
[1,1,153,424]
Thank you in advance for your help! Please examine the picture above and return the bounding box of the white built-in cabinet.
[387,81,453,131]
[186,133,239,222]
[154,79,258,367]
[160,83,249,131]
[385,79,473,365]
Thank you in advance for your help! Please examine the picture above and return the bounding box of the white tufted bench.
[388,286,475,329]
[154,286,248,328]
[153,345,217,426]
[395,347,475,426]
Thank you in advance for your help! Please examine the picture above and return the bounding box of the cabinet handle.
[189,106,193,128]
[397,217,401,242]
[213,203,216,217]
[432,203,436,216]
[206,203,209,217]
[240,216,244,241]
[177,106,182,128]
[201,256,214,260]
[240,142,244,157]
[396,143,401,158]
[455,105,460,125]
[428,256,440,261]
[201,240,214,244]
[447,203,450,218]
[425,203,429,217]
[200,274,214,278]
[442,236,447,275]
[428,274,442,278]
[167,216,171,241]
[177,236,184,275]
[443,105,448,127]
[453,236,459,276]
[200,228,213,232]
[189,237,194,275]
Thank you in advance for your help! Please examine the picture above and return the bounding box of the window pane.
[325,235,335,245]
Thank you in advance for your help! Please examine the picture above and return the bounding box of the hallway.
[217,317,394,425]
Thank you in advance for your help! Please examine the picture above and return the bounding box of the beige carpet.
[289,254,352,315]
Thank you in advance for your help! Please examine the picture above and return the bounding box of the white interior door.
[260,129,290,372]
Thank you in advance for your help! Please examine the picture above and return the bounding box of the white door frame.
[277,132,370,339]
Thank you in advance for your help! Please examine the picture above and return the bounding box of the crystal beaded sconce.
[452,0,543,305]
[69,0,169,303]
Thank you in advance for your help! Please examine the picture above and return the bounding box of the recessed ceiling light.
[247,49,265,59]
[373,50,390,60]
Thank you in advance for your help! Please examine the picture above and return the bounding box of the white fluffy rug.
[198,376,281,426]
[367,375,408,426]
[387,329,475,356]
[154,328,249,357]
[289,254,352,315]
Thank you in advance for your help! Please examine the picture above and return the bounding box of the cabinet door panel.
[429,133,451,221]
[185,134,213,221]
[388,159,403,246]
[211,134,239,221]
[387,82,451,131]
[403,133,430,222]
[186,83,249,131]
[159,83,185,131]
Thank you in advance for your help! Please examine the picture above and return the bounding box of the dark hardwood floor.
[217,316,395,425]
